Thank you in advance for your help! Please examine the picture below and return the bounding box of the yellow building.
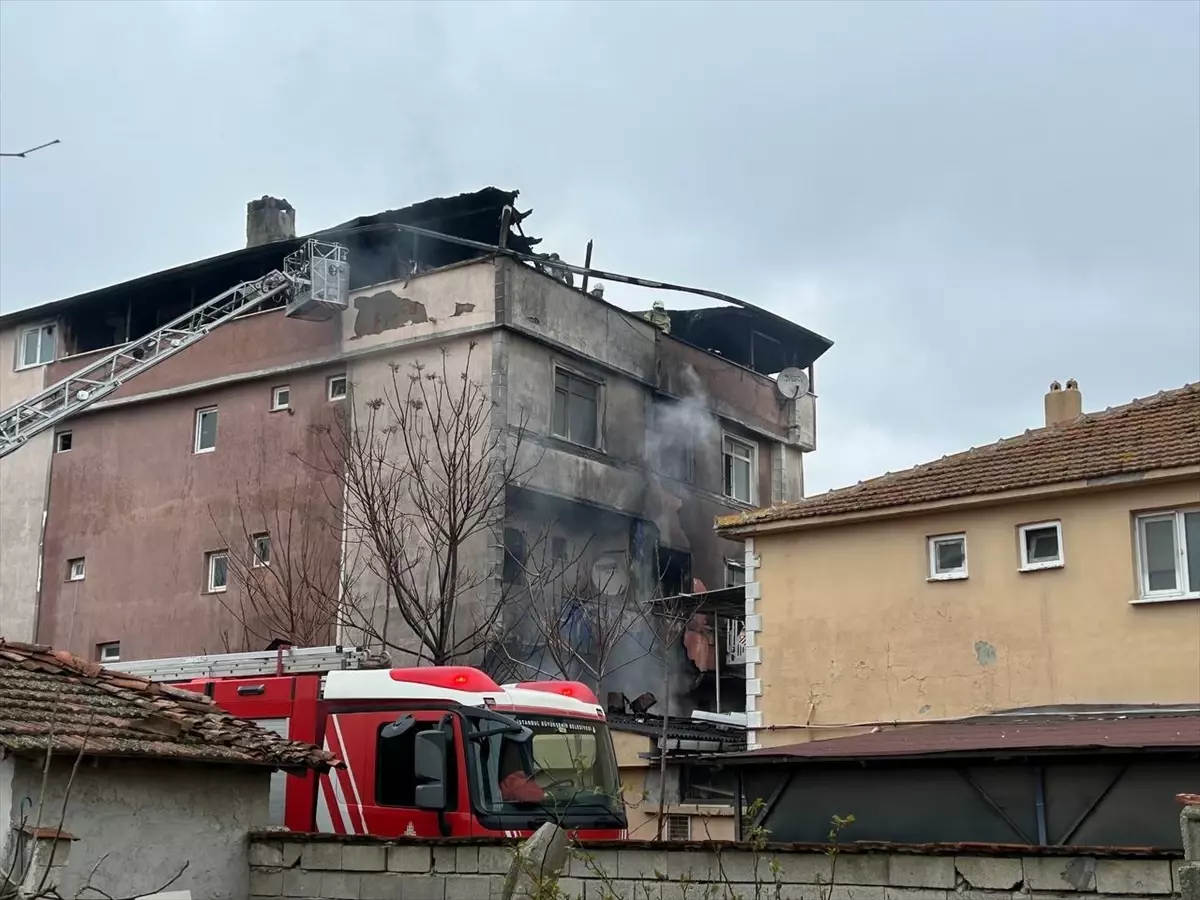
[717,381,1200,750]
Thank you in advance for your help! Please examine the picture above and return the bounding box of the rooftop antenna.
[0,138,60,159]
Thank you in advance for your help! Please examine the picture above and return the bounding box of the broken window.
[552,369,599,448]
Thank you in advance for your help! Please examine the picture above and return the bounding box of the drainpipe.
[1035,766,1049,845]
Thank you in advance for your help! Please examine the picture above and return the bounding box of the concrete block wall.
[247,835,1184,900]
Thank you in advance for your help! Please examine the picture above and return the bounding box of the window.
[55,431,72,453]
[67,558,85,581]
[722,435,757,504]
[376,720,440,807]
[327,374,347,401]
[725,561,747,588]
[1135,509,1200,602]
[17,323,55,369]
[271,385,290,410]
[552,368,599,448]
[664,814,692,841]
[1019,521,1064,571]
[194,407,218,453]
[252,533,271,567]
[681,765,738,804]
[206,551,229,593]
[97,642,120,665]
[928,533,968,580]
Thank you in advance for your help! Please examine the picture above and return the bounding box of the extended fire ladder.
[0,239,349,460]
[113,644,381,683]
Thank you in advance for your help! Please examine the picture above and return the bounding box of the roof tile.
[0,639,338,771]
[718,382,1200,530]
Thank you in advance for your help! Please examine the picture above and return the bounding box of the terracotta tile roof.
[0,640,339,771]
[719,711,1200,762]
[718,382,1200,532]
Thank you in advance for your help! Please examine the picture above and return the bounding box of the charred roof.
[0,187,537,352]
[653,306,833,374]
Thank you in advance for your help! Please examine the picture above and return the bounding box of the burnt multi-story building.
[0,187,832,714]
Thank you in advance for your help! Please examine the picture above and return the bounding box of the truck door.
[318,709,471,838]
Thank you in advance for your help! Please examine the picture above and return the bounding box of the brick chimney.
[1044,379,1083,427]
[246,196,296,247]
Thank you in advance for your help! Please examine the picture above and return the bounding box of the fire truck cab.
[131,651,627,840]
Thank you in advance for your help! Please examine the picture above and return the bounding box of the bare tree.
[308,340,542,666]
[208,477,363,651]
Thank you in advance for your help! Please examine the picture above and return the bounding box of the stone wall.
[247,833,1184,899]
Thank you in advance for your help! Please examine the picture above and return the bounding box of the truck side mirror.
[414,729,448,811]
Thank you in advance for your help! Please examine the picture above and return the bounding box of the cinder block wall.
[247,833,1184,899]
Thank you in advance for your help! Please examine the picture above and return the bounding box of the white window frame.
[252,533,271,568]
[1018,520,1065,572]
[722,433,758,505]
[206,551,229,593]
[67,558,86,581]
[55,431,73,453]
[664,813,692,841]
[97,642,120,664]
[194,407,218,454]
[271,385,291,411]
[327,374,347,401]
[928,533,968,581]
[1134,508,1200,603]
[16,322,56,370]
[725,561,747,588]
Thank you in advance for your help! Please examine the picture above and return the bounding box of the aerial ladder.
[0,240,349,460]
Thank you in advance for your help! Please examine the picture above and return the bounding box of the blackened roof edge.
[0,187,527,329]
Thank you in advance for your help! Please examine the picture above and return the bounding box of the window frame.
[1134,508,1200,603]
[55,431,73,453]
[327,374,347,401]
[722,433,758,505]
[16,322,56,370]
[927,533,968,581]
[664,813,692,841]
[252,533,271,568]
[1018,520,1065,572]
[725,561,747,588]
[271,385,291,411]
[550,365,602,449]
[206,550,229,593]
[97,642,120,665]
[67,558,86,582]
[194,406,218,454]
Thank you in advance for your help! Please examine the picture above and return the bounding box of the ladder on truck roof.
[112,645,377,682]
[0,239,349,460]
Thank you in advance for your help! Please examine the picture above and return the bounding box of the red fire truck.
[115,646,628,840]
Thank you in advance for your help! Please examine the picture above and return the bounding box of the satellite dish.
[591,555,629,596]
[775,367,809,400]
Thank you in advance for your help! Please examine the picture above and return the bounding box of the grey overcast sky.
[1,0,1197,494]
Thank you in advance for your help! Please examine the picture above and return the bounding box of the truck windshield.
[465,712,622,818]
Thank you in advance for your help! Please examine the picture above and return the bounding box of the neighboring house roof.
[718,382,1200,533]
[715,710,1200,763]
[0,640,339,771]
